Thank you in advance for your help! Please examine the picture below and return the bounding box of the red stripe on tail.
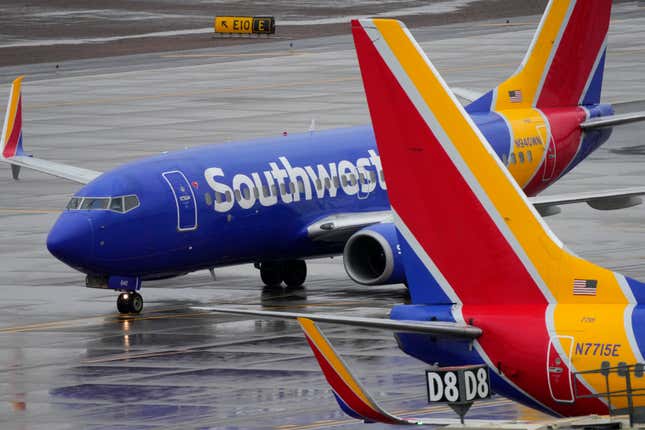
[537,1,611,107]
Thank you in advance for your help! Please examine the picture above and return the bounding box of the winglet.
[1,76,26,179]
[297,317,421,425]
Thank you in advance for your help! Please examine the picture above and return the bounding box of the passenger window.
[280,183,286,195]
[370,171,377,182]
[81,198,109,210]
[518,152,525,163]
[341,175,348,187]
[289,182,296,194]
[124,195,140,212]
[109,197,124,213]
[235,189,242,201]
[241,188,250,200]
[502,154,508,165]
[324,178,331,189]
[252,187,259,199]
[333,176,340,188]
[527,150,533,162]
[359,173,366,184]
[297,181,305,193]
[315,179,322,190]
[204,192,213,206]
[348,174,357,186]
[379,170,385,183]
[271,184,278,195]
[262,185,270,197]
[225,191,232,202]
[510,153,517,164]
[215,192,222,204]
[66,197,82,210]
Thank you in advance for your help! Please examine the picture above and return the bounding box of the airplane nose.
[47,213,94,269]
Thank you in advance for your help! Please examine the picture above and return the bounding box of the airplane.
[2,0,645,314]
[197,7,645,421]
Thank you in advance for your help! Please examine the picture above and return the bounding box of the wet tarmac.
[0,3,645,429]
[0,0,549,66]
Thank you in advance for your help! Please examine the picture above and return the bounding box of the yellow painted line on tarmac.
[475,22,534,27]
[0,316,108,333]
[0,309,210,334]
[0,300,370,334]
[82,347,196,364]
[0,208,60,214]
[160,51,309,59]
[29,61,513,110]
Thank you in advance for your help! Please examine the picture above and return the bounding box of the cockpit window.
[124,195,140,212]
[66,195,140,213]
[66,197,82,210]
[80,198,109,210]
[109,197,124,213]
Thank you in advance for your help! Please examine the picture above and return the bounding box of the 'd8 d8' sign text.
[426,365,491,403]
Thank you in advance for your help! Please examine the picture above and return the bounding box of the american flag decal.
[508,89,522,103]
[573,279,597,296]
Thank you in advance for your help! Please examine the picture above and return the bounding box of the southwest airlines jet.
[201,6,645,421]
[2,0,645,314]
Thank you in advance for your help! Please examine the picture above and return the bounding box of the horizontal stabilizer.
[580,110,645,130]
[451,87,482,104]
[192,306,482,338]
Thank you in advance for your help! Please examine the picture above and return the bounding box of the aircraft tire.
[260,263,282,287]
[116,293,130,314]
[283,260,307,287]
[129,292,144,314]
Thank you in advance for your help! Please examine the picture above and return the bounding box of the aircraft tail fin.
[468,0,611,112]
[297,317,422,425]
[1,76,25,179]
[351,17,645,307]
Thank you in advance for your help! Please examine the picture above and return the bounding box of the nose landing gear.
[116,291,144,314]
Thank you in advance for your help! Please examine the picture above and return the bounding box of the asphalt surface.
[0,3,645,429]
[0,0,550,66]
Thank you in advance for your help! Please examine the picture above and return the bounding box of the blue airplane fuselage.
[46,106,613,283]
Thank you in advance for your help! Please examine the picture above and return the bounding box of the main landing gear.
[258,260,307,288]
[116,291,144,314]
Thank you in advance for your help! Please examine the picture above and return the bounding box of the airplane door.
[547,335,575,403]
[162,170,198,231]
[536,125,557,182]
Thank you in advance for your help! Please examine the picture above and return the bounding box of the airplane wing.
[1,76,101,184]
[297,317,427,425]
[309,186,645,240]
[529,187,645,216]
[193,307,482,424]
[307,210,391,242]
[192,307,483,338]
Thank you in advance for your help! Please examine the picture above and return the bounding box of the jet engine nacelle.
[343,223,406,285]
